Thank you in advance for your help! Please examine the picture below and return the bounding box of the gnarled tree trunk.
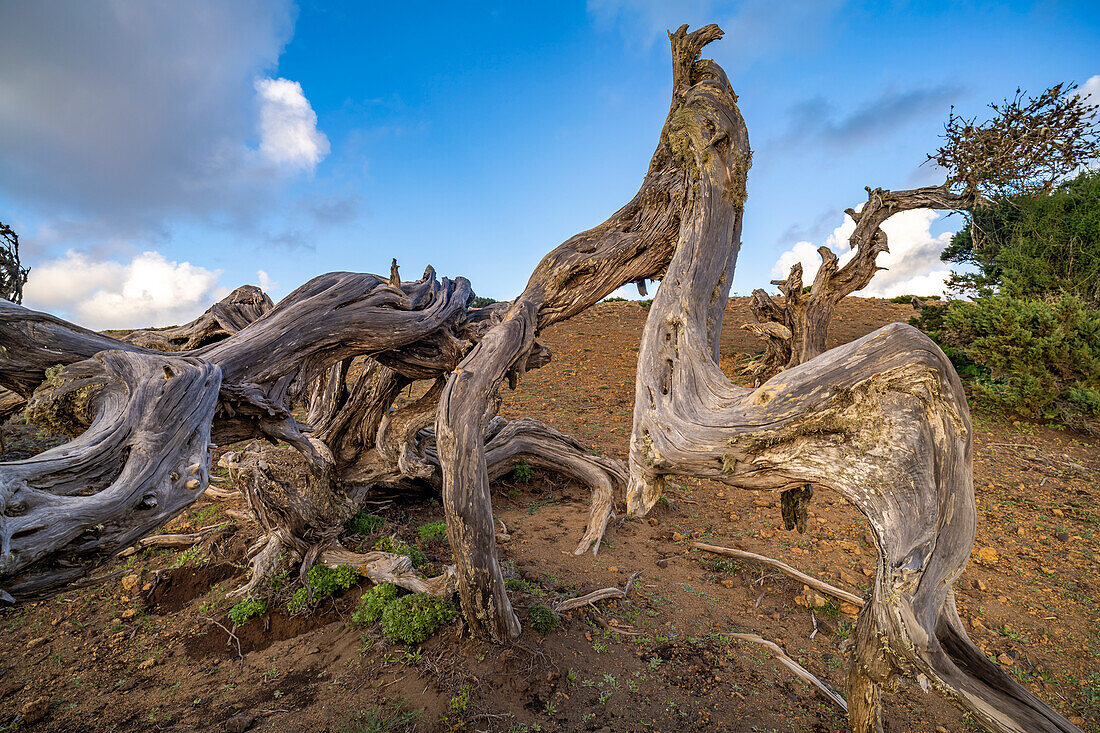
[746,185,973,379]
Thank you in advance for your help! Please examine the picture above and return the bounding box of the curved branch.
[1,351,220,599]
[435,24,733,640]
[626,70,1076,731]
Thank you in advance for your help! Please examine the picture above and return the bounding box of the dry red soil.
[2,297,1098,732]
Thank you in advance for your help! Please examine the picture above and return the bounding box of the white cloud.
[256,269,279,294]
[255,78,330,173]
[23,250,223,330]
[771,209,955,298]
[1080,75,1100,106]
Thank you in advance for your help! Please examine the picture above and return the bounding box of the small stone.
[1069,717,1087,727]
[671,532,686,542]
[137,657,157,670]
[20,696,50,723]
[839,603,860,617]
[607,566,619,573]
[997,653,1013,667]
[861,568,874,577]
[121,608,137,619]
[936,726,950,733]
[1054,531,1069,542]
[839,540,861,555]
[121,574,140,591]
[25,636,47,650]
[727,514,740,522]
[1052,509,1064,517]
[838,571,858,587]
[1040,566,1055,575]
[647,517,659,527]
[116,678,137,691]
[1016,526,1026,536]
[719,579,734,589]
[759,530,774,539]
[141,583,153,591]
[975,547,999,566]
[656,558,669,568]
[752,499,771,508]
[225,712,256,733]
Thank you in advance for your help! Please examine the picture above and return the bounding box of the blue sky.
[1,1,1097,328]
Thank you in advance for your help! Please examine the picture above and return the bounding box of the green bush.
[373,536,427,567]
[307,563,360,598]
[416,520,447,545]
[379,593,457,644]
[916,292,1100,423]
[346,511,384,536]
[526,602,559,635]
[351,582,401,627]
[228,598,266,626]
[511,459,533,485]
[470,296,497,307]
[286,587,309,615]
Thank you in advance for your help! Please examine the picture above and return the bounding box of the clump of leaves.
[228,598,267,626]
[527,602,559,635]
[933,82,1100,198]
[286,587,309,615]
[346,511,384,536]
[307,563,359,598]
[373,536,427,568]
[380,593,457,644]
[352,582,401,627]
[416,520,447,545]
[512,459,533,485]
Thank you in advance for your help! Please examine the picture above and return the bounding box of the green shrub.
[416,520,447,545]
[346,511,384,536]
[380,593,457,644]
[373,536,427,567]
[470,296,497,308]
[915,292,1100,423]
[286,587,309,615]
[527,602,559,635]
[307,563,360,598]
[511,459,533,485]
[352,582,401,627]
[228,598,266,626]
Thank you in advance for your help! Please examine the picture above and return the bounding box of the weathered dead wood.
[553,570,641,612]
[119,285,274,351]
[729,632,849,711]
[693,542,864,607]
[748,185,974,370]
[625,50,1077,732]
[435,23,729,641]
[0,351,221,599]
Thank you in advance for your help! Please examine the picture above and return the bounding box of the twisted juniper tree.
[0,25,1081,733]
[745,82,1100,381]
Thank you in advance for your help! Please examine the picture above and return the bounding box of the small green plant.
[286,587,309,615]
[373,536,427,567]
[450,684,470,715]
[527,602,559,635]
[307,563,359,598]
[380,593,457,644]
[169,544,207,569]
[416,520,448,545]
[346,512,384,536]
[228,599,266,626]
[512,459,533,485]
[352,583,401,627]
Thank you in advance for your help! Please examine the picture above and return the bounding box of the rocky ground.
[1,297,1097,732]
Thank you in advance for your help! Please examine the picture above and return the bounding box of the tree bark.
[624,58,1077,731]
[434,23,732,640]
[747,185,975,373]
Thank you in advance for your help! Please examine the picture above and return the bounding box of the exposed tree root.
[693,542,864,607]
